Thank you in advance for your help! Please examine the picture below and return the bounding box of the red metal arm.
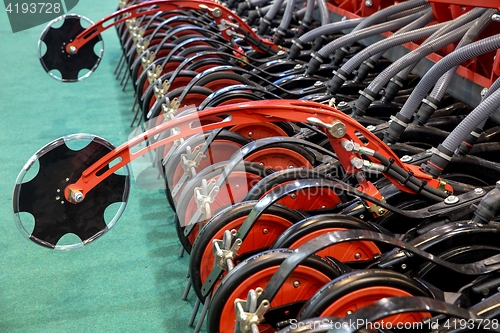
[66,0,278,54]
[64,100,450,203]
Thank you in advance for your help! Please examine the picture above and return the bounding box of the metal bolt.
[354,253,361,260]
[400,155,412,163]
[359,214,365,219]
[259,162,264,166]
[401,264,407,270]
[293,281,300,288]
[288,165,294,169]
[67,46,77,55]
[444,195,459,205]
[290,193,297,199]
[366,125,376,131]
[314,81,323,87]
[248,131,253,137]
[351,157,364,169]
[378,208,386,215]
[365,0,372,7]
[294,64,303,70]
[55,196,60,201]
[474,188,484,195]
[346,310,353,315]
[497,286,500,292]
[496,180,500,189]
[263,228,269,234]
[329,120,346,138]
[56,189,61,193]
[321,205,326,209]
[235,184,240,190]
[493,14,500,22]
[341,140,355,151]
[73,192,84,203]
[337,101,348,107]
[481,87,489,98]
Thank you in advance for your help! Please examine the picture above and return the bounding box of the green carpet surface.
[0,2,203,332]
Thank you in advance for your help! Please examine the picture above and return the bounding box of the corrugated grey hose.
[413,9,498,125]
[383,31,500,158]
[353,8,435,83]
[288,4,427,59]
[351,8,488,117]
[351,21,474,118]
[454,77,500,156]
[327,9,437,94]
[305,11,428,75]
[288,18,364,59]
[317,0,329,27]
[258,0,286,35]
[423,76,500,177]
[329,0,430,66]
[380,7,489,103]
[294,0,316,38]
[272,0,300,44]
[236,0,269,16]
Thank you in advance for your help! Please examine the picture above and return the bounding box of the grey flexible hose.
[317,0,329,27]
[350,0,429,33]
[354,8,435,81]
[352,21,475,118]
[300,0,316,32]
[250,0,269,7]
[367,8,488,95]
[425,79,500,176]
[297,18,364,44]
[381,7,489,101]
[429,9,497,101]
[289,5,427,60]
[273,0,299,43]
[305,11,427,75]
[384,32,500,145]
[328,0,430,66]
[295,6,307,20]
[327,10,438,92]
[258,0,286,35]
[289,18,363,58]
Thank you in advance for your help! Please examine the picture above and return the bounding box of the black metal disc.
[13,135,129,249]
[39,15,103,82]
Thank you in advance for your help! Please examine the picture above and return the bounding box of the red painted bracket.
[66,0,278,55]
[63,100,450,203]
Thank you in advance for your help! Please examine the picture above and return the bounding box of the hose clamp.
[422,98,438,110]
[310,52,324,64]
[359,89,375,102]
[332,70,347,81]
[430,147,453,161]
[389,115,408,128]
[390,77,404,88]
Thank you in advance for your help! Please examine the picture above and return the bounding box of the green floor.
[0,2,202,332]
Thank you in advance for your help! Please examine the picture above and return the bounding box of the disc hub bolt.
[293,281,300,288]
[444,195,459,205]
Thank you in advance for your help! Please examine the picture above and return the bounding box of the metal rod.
[193,294,211,333]
[188,298,201,327]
